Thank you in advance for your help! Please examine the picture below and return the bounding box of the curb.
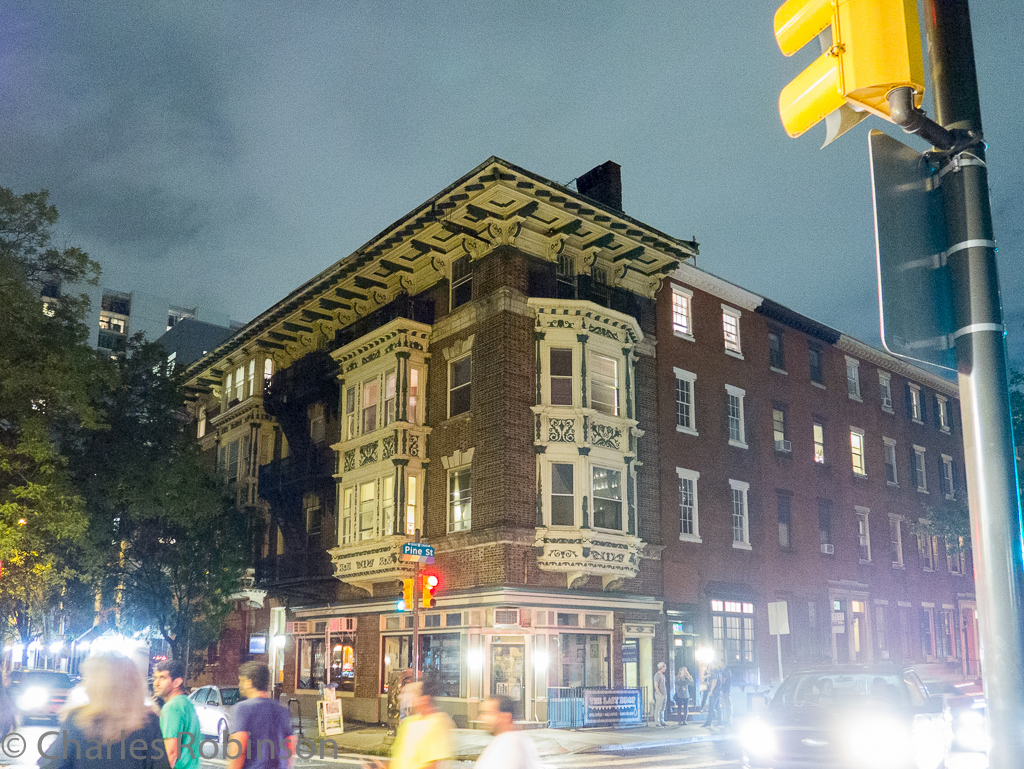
[587,731,733,753]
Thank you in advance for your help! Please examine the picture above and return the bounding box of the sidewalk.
[296,718,732,761]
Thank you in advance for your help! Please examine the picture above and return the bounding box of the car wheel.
[217,719,228,738]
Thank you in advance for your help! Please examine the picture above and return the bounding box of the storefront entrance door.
[491,644,526,719]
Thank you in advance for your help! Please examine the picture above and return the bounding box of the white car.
[187,685,241,737]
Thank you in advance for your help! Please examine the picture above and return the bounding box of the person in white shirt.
[474,695,540,769]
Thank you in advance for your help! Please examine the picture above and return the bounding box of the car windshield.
[773,673,910,708]
[219,688,241,706]
[12,671,73,689]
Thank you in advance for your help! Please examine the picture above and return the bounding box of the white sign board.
[767,601,790,636]
[832,611,846,634]
[317,699,344,736]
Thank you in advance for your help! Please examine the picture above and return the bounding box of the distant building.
[158,318,239,370]
[41,281,237,358]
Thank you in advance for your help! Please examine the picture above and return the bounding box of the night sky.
[3,1,1021,368]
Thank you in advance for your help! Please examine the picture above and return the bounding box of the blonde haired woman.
[41,653,170,769]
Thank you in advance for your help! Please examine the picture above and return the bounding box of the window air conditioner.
[820,544,834,555]
[775,439,792,452]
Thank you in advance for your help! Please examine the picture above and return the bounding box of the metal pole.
[923,3,1024,767]
[413,529,421,680]
[776,634,784,685]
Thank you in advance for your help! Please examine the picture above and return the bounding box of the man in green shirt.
[154,659,202,769]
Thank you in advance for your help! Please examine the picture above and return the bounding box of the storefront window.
[556,633,610,689]
[298,637,326,689]
[328,635,356,693]
[381,634,461,697]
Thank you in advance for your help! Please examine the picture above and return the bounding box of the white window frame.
[879,371,893,412]
[850,427,867,476]
[591,465,624,532]
[909,384,924,423]
[937,395,951,432]
[722,305,743,358]
[846,357,861,401]
[725,384,747,448]
[548,461,576,528]
[548,346,575,407]
[729,479,751,550]
[671,285,694,340]
[589,352,620,416]
[883,437,898,486]
[813,421,825,464]
[947,536,966,575]
[914,445,928,492]
[773,407,790,452]
[889,514,904,568]
[919,525,935,571]
[941,454,955,499]
[676,468,701,543]
[447,466,472,533]
[856,506,871,563]
[674,367,697,436]
[448,354,472,418]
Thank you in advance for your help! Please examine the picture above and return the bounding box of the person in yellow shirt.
[380,674,454,769]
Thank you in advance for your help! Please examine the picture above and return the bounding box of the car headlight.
[17,686,50,711]
[739,717,777,759]
[844,715,914,768]
[954,709,989,754]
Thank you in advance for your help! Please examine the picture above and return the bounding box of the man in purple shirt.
[227,662,295,769]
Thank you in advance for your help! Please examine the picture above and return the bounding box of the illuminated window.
[247,359,255,398]
[850,428,866,476]
[937,396,950,432]
[448,468,472,533]
[407,368,420,423]
[590,354,619,416]
[908,384,924,422]
[405,475,418,535]
[592,467,623,530]
[381,476,395,536]
[344,386,356,440]
[722,306,742,355]
[197,406,207,439]
[362,379,378,434]
[383,370,397,426]
[234,365,245,402]
[672,286,693,337]
[813,421,825,464]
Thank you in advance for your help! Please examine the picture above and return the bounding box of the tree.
[75,337,247,670]
[0,186,103,650]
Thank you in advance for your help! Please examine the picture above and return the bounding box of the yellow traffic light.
[401,578,414,610]
[774,0,925,138]
[422,575,438,608]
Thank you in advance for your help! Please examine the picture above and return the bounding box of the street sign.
[768,601,790,635]
[869,129,956,371]
[401,542,435,564]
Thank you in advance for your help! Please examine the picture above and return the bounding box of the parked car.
[739,666,951,769]
[9,669,73,724]
[188,685,241,737]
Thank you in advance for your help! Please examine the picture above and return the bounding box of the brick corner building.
[183,157,976,725]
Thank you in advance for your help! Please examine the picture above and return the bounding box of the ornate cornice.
[670,263,762,312]
[836,334,959,398]
[185,157,695,391]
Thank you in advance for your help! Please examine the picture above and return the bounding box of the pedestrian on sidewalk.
[652,662,668,727]
[381,673,454,769]
[227,662,296,769]
[674,665,693,726]
[39,652,170,769]
[474,695,540,769]
[702,663,723,728]
[152,659,202,769]
[718,664,733,727]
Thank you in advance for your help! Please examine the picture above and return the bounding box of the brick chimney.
[576,161,622,212]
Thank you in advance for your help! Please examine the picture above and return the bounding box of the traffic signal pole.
[922,2,1024,765]
[413,530,421,680]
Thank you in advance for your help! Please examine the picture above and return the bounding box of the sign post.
[767,601,790,684]
[400,535,435,678]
